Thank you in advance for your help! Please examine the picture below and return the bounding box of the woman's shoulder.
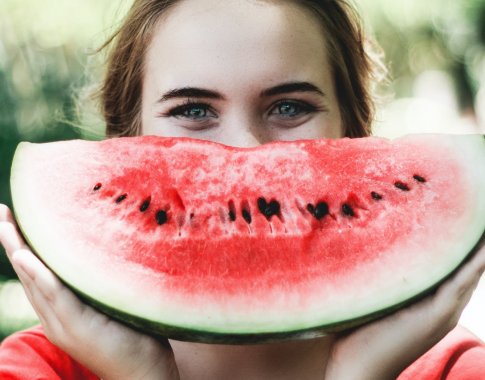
[0,325,98,380]
[399,325,485,379]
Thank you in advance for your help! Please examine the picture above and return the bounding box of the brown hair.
[99,0,385,138]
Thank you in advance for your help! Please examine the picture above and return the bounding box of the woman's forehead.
[145,0,331,91]
[153,0,326,52]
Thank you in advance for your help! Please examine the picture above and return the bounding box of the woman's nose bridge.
[223,112,266,147]
[237,126,264,147]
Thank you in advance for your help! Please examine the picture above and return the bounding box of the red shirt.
[0,325,484,379]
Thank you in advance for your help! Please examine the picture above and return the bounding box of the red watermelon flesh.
[10,134,485,342]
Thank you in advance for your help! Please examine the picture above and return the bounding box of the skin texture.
[1,1,485,379]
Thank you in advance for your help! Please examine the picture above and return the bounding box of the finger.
[12,249,89,338]
[0,204,15,224]
[12,250,62,317]
[441,244,485,298]
[433,244,485,316]
[13,249,71,308]
[12,251,64,337]
[0,221,29,257]
[14,260,52,325]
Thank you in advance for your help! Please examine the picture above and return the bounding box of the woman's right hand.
[0,204,180,380]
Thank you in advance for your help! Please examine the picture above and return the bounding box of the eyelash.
[164,99,216,120]
[162,98,324,121]
[269,99,321,117]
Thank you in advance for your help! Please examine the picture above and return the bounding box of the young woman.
[1,1,484,379]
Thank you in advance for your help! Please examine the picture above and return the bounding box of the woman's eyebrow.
[157,82,324,103]
[261,81,325,97]
[158,87,224,102]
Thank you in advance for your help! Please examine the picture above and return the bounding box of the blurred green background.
[0,0,484,340]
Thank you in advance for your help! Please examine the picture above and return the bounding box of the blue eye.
[277,103,299,116]
[168,102,216,120]
[270,101,316,118]
[184,105,208,118]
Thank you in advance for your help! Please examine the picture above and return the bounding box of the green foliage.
[360,0,485,108]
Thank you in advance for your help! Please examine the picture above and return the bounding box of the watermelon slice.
[10,134,485,343]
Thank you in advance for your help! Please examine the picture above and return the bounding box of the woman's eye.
[269,101,316,118]
[168,102,217,120]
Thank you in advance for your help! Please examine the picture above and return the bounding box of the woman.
[1,0,484,379]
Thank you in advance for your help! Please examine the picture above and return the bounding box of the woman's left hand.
[325,235,485,380]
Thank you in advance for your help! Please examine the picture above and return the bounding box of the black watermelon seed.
[156,210,168,225]
[306,203,315,214]
[140,198,151,212]
[93,183,102,191]
[258,197,280,219]
[115,194,127,203]
[257,197,267,212]
[268,200,280,215]
[413,175,426,183]
[371,191,382,200]
[313,202,329,220]
[228,200,237,221]
[394,181,410,191]
[342,203,355,217]
[242,209,252,224]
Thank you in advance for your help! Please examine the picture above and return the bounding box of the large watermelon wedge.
[10,134,485,343]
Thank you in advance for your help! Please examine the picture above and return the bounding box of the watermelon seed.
[257,197,267,212]
[257,197,280,220]
[371,191,382,200]
[140,197,151,212]
[394,181,410,191]
[93,183,102,191]
[228,200,236,221]
[242,209,252,224]
[413,175,426,183]
[342,203,355,217]
[306,204,315,214]
[156,210,168,225]
[307,202,329,220]
[115,194,127,203]
[315,202,329,219]
[268,200,280,216]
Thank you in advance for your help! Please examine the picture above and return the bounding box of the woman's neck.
[170,335,335,380]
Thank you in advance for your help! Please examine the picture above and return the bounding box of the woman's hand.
[0,204,180,380]
[325,234,485,380]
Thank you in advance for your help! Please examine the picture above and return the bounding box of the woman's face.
[142,0,343,147]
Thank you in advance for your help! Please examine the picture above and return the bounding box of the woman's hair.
[99,0,386,138]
